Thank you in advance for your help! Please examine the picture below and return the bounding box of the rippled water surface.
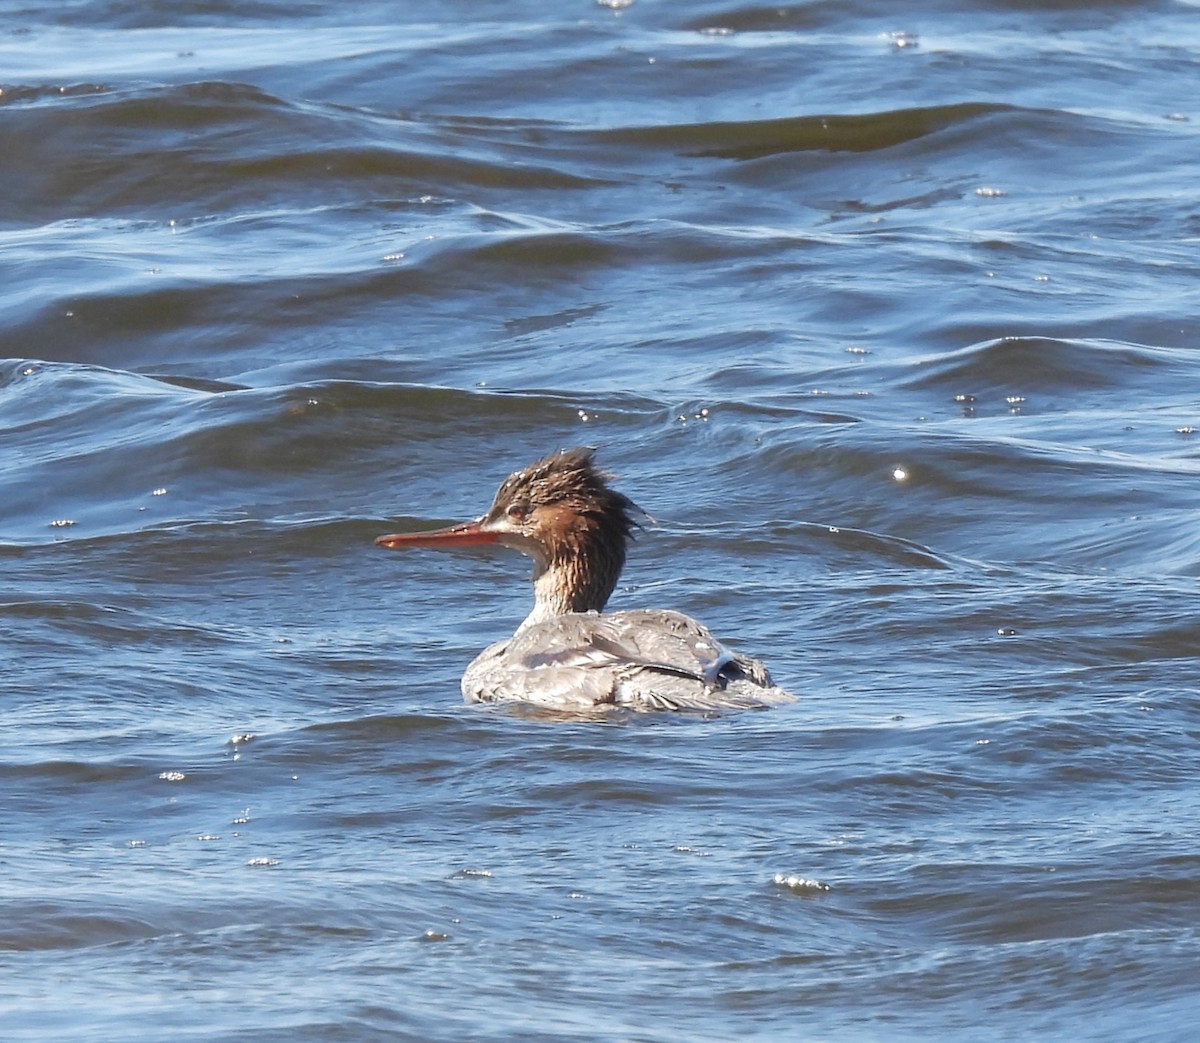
[3,1,1200,1040]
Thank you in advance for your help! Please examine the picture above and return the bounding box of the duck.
[376,447,795,712]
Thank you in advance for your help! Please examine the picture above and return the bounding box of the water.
[3,1,1199,1039]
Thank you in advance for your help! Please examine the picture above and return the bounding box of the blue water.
[3,1,1200,1039]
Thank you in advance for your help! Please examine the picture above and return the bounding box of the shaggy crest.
[483,447,640,539]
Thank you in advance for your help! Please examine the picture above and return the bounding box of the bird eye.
[507,504,527,521]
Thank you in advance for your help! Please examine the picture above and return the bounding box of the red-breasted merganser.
[376,447,795,712]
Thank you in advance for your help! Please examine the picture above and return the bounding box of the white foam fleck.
[772,873,831,893]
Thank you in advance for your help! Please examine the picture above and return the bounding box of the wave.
[0,359,670,544]
[901,337,1193,396]
[596,102,1009,159]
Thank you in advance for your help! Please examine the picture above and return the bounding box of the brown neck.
[520,514,627,628]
